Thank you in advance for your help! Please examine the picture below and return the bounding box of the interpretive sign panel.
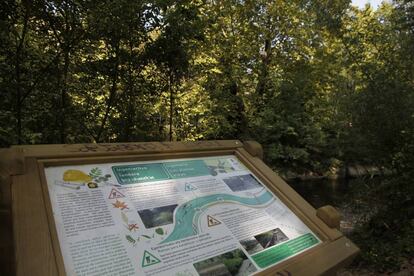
[3,140,359,275]
[44,155,320,276]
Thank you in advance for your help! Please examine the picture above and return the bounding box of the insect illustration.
[127,223,139,232]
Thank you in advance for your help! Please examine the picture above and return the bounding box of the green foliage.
[1,0,414,273]
[89,167,102,179]
[343,126,414,271]
[349,175,414,271]
[155,228,164,235]
[221,250,244,274]
[0,1,411,170]
[353,222,414,271]
[223,257,243,274]
[0,3,411,164]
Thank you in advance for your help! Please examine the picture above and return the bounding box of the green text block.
[112,163,169,185]
[251,233,319,268]
[163,160,211,179]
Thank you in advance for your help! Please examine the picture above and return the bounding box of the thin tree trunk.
[96,42,120,143]
[123,40,134,141]
[55,58,62,142]
[60,49,70,143]
[169,73,174,142]
[60,4,70,144]
[20,51,63,104]
[15,10,29,145]
[16,51,22,144]
[255,38,271,100]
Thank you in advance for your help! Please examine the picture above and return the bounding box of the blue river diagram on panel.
[161,190,274,243]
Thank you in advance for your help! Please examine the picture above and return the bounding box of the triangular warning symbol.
[108,188,125,199]
[207,215,221,227]
[185,183,197,191]
[142,250,161,267]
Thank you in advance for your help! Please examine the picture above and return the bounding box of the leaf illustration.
[125,235,136,246]
[89,167,102,179]
[155,228,164,235]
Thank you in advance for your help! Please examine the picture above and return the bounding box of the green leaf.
[155,228,164,235]
[89,167,102,179]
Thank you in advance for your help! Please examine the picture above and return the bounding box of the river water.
[288,178,352,209]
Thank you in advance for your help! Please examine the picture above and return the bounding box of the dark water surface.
[287,177,380,235]
[287,178,352,209]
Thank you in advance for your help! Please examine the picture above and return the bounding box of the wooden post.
[0,148,25,176]
[0,148,25,207]
[243,140,264,160]
[316,205,342,230]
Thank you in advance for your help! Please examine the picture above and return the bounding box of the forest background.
[1,0,413,273]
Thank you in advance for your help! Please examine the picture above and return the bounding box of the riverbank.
[279,164,393,182]
[287,176,414,275]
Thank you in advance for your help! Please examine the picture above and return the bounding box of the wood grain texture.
[12,140,242,158]
[0,148,25,176]
[317,205,342,230]
[38,161,66,275]
[243,140,264,160]
[40,150,235,168]
[12,157,58,276]
[0,169,11,207]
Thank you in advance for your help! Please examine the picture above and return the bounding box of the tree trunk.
[60,49,70,143]
[169,73,174,142]
[123,41,135,141]
[96,42,120,143]
[15,10,29,145]
[255,38,272,102]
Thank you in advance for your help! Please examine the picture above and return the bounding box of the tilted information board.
[0,140,359,276]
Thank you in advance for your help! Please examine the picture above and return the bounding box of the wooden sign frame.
[0,140,359,275]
